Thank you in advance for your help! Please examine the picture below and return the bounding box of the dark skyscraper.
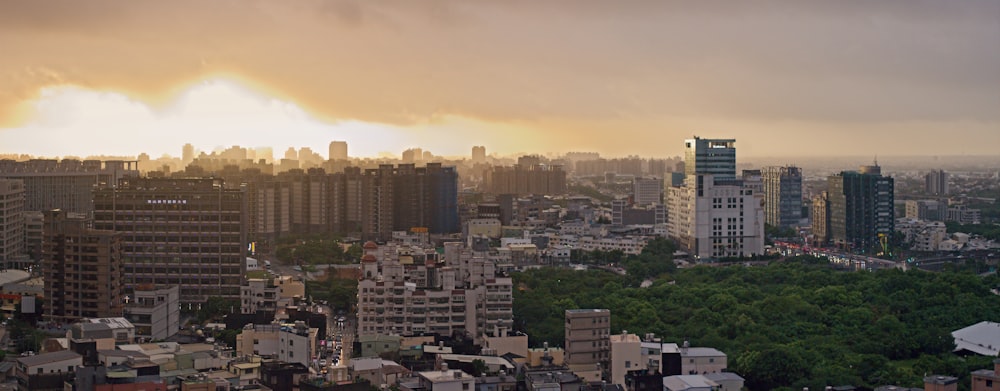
[358,163,459,241]
[826,165,894,252]
[683,137,736,181]
[924,169,949,196]
[762,166,803,229]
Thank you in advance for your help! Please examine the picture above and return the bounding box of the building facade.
[42,210,124,323]
[761,166,803,228]
[0,159,139,215]
[484,165,567,196]
[92,178,247,304]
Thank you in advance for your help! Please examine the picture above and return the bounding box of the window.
[289,340,294,346]
[463,383,470,390]
[625,361,631,368]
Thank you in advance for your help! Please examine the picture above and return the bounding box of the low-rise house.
[971,359,1000,391]
[662,375,718,391]
[348,357,410,387]
[703,372,745,391]
[15,350,83,391]
[402,367,475,391]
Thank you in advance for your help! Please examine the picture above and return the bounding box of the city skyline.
[1,1,998,158]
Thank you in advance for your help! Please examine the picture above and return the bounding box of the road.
[314,304,356,374]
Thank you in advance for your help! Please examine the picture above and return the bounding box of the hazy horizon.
[2,1,998,158]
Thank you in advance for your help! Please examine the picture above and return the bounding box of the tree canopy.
[513,256,1000,390]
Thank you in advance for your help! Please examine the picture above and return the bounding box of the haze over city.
[2,1,999,158]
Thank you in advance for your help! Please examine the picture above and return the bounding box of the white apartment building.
[357,242,513,341]
[125,285,179,341]
[235,322,317,367]
[642,341,727,376]
[666,175,764,259]
[896,218,948,252]
[240,275,305,315]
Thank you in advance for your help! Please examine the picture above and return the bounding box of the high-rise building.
[401,148,423,163]
[611,199,626,226]
[484,165,567,196]
[632,177,662,206]
[761,166,803,229]
[667,137,764,258]
[683,137,736,181]
[565,309,610,375]
[925,170,949,196]
[811,191,830,247]
[0,179,25,268]
[43,209,124,323]
[328,141,348,161]
[0,159,139,215]
[472,146,486,163]
[23,211,43,263]
[666,175,765,258]
[358,164,459,241]
[825,165,894,251]
[182,143,195,165]
[93,178,247,304]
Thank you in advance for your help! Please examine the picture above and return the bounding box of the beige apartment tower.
[0,179,25,268]
[565,308,610,379]
[42,209,124,323]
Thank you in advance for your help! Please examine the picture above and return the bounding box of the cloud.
[0,0,998,156]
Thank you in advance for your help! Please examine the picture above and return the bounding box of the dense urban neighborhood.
[0,136,998,391]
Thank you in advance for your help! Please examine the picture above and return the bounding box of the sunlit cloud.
[0,78,553,159]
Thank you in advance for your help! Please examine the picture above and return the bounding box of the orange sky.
[1,1,998,158]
